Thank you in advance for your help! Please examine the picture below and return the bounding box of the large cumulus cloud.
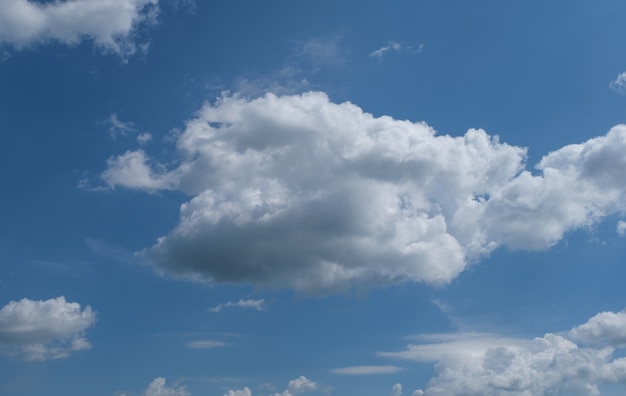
[380,310,626,395]
[0,0,159,56]
[0,296,96,361]
[102,92,626,294]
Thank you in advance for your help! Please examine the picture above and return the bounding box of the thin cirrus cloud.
[378,309,626,395]
[0,296,96,361]
[331,365,403,375]
[370,41,423,60]
[0,0,159,56]
[186,340,226,349]
[209,299,267,313]
[101,91,626,295]
[609,71,626,93]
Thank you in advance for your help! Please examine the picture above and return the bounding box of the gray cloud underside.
[102,91,626,294]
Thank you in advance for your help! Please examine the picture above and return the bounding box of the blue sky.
[2,1,626,395]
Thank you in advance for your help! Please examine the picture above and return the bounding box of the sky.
[2,1,626,395]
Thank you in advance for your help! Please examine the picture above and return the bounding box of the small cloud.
[617,220,626,237]
[187,340,227,349]
[107,113,137,138]
[331,365,403,375]
[117,377,189,396]
[370,41,423,60]
[209,299,267,313]
[0,296,96,361]
[294,37,344,69]
[224,388,252,396]
[412,391,424,396]
[390,383,402,396]
[137,132,153,144]
[609,72,626,93]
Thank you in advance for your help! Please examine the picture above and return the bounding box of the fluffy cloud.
[225,377,317,396]
[380,309,626,395]
[0,296,96,361]
[0,0,158,56]
[331,365,403,375]
[224,388,252,396]
[102,92,626,294]
[390,383,402,396]
[144,378,189,396]
[209,298,267,313]
[118,377,189,396]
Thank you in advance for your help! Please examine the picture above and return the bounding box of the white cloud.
[390,383,402,396]
[186,340,226,349]
[286,376,317,394]
[137,132,153,144]
[617,220,626,237]
[0,296,96,361]
[370,41,423,60]
[108,113,137,138]
[271,376,318,396]
[107,114,152,145]
[209,299,267,313]
[224,388,252,396]
[412,391,424,396]
[569,310,626,347]
[101,92,626,294]
[143,378,189,396]
[380,309,626,395]
[0,0,159,56]
[331,365,403,375]
[609,72,626,93]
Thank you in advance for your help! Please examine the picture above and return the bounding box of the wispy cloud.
[617,220,626,237]
[209,299,267,313]
[609,71,626,93]
[186,340,227,349]
[107,114,152,145]
[331,365,403,375]
[370,41,423,60]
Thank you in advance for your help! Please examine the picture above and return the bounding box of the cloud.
[209,299,267,313]
[118,377,189,396]
[609,72,626,93]
[108,113,138,137]
[331,365,403,375]
[144,378,189,396]
[107,113,152,144]
[101,92,626,294]
[224,377,317,396]
[0,0,159,57]
[186,340,226,349]
[370,41,423,60]
[390,383,402,396]
[0,296,96,361]
[380,309,626,395]
[271,376,318,396]
[617,220,626,237]
[224,388,252,396]
[294,37,344,69]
